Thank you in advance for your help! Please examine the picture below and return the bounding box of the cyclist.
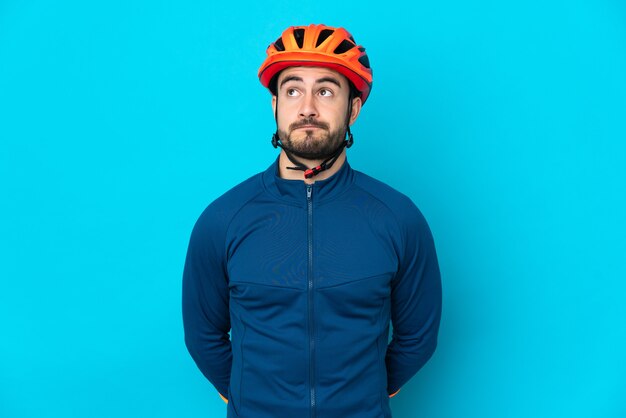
[183,23,442,418]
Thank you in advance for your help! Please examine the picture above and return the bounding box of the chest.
[225,200,399,291]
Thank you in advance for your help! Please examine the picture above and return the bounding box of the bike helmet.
[258,24,373,104]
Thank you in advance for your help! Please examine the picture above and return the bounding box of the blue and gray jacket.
[182,156,442,418]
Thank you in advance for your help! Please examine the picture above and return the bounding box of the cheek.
[321,101,348,122]
[328,110,347,130]
[277,113,289,130]
[277,105,298,129]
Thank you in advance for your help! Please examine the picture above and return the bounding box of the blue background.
[1,1,625,417]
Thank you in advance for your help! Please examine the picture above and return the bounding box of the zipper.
[306,184,316,418]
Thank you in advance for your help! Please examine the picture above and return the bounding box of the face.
[272,66,362,160]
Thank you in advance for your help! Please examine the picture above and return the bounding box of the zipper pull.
[306,185,312,200]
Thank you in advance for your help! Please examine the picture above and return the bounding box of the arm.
[385,202,442,396]
[182,205,232,402]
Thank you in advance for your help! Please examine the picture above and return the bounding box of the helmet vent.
[316,29,334,47]
[293,28,305,48]
[358,55,371,69]
[274,37,285,51]
[333,40,355,54]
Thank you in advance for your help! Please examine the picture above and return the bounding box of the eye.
[286,88,299,97]
[319,88,333,97]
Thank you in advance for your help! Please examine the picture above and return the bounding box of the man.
[182,24,442,418]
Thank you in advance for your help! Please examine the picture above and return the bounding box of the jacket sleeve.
[385,201,442,396]
[182,205,232,400]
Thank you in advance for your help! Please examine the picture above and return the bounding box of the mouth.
[295,125,323,130]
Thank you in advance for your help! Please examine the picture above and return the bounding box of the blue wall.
[1,1,624,417]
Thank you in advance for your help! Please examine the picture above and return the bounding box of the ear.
[272,95,277,115]
[348,96,362,126]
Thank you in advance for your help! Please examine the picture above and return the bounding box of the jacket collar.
[262,154,355,205]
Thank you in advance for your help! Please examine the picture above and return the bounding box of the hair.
[268,73,279,96]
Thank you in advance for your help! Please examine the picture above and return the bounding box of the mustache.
[289,118,329,131]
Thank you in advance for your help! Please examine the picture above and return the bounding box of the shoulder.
[352,169,429,230]
[351,169,436,250]
[192,171,265,237]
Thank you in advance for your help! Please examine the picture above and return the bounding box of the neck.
[278,149,347,184]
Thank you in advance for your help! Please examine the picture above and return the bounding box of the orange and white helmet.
[259,24,373,104]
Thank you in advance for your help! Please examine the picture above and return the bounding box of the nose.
[298,93,318,119]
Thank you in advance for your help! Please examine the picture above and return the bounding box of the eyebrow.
[279,75,342,89]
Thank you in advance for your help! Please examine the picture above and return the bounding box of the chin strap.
[272,92,355,179]
[271,129,353,179]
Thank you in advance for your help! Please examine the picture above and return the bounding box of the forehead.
[277,66,349,87]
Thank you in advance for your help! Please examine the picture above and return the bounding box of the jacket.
[182,155,442,418]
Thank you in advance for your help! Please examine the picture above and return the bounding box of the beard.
[278,117,347,160]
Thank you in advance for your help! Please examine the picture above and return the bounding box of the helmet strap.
[271,90,354,179]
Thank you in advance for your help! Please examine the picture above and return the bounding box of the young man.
[182,24,442,418]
